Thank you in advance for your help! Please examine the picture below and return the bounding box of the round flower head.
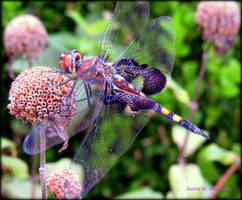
[195,1,241,54]
[7,66,76,126]
[47,169,82,199]
[4,14,47,59]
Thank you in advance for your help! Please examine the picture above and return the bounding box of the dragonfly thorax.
[92,57,117,82]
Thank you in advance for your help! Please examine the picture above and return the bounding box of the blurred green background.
[1,1,241,199]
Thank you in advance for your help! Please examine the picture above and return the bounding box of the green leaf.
[167,76,191,104]
[1,137,17,156]
[218,58,240,98]
[48,32,77,52]
[86,20,107,38]
[11,47,62,74]
[204,106,221,128]
[66,9,106,38]
[198,144,239,166]
[231,143,240,156]
[116,187,163,199]
[2,155,29,179]
[166,190,174,198]
[219,78,239,98]
[217,174,240,199]
[217,129,231,149]
[10,58,29,74]
[2,2,24,27]
[66,10,88,34]
[219,58,240,84]
[2,175,41,198]
[181,61,198,81]
[45,157,72,178]
[10,119,30,135]
[33,47,64,68]
[197,161,218,183]
[169,164,210,198]
[78,37,98,55]
[172,125,208,156]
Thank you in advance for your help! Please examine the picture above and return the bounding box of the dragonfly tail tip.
[199,130,210,140]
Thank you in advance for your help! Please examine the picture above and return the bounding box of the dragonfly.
[23,1,209,198]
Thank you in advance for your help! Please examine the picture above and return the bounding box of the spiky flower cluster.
[195,1,240,54]
[47,169,82,199]
[7,66,76,126]
[4,14,47,59]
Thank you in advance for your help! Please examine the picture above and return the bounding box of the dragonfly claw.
[58,139,69,153]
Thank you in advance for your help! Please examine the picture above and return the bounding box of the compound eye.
[58,60,62,67]
[59,56,64,68]
[76,54,81,61]
[70,60,75,73]
[60,53,65,57]
[59,53,65,64]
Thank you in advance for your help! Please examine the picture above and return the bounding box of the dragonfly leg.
[84,82,91,107]
[58,139,69,153]
[59,107,89,118]
[102,84,126,106]
[47,118,69,153]
[64,79,77,98]
[75,82,92,105]
[44,68,75,80]
[76,97,88,103]
[44,75,73,89]
[41,79,78,99]
[57,127,69,153]
[87,83,92,98]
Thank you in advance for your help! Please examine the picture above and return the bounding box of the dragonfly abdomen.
[153,103,210,139]
[106,89,156,112]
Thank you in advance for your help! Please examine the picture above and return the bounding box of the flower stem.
[178,44,210,165]
[7,54,15,80]
[31,154,37,199]
[27,54,33,68]
[31,129,39,199]
[208,158,241,199]
[39,121,47,199]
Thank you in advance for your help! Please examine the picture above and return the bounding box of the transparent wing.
[23,119,67,155]
[23,79,100,155]
[115,16,175,76]
[64,85,151,198]
[66,80,100,136]
[99,1,149,61]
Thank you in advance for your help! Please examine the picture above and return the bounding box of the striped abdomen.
[153,103,209,139]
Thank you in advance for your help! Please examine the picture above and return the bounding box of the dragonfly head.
[59,49,81,74]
